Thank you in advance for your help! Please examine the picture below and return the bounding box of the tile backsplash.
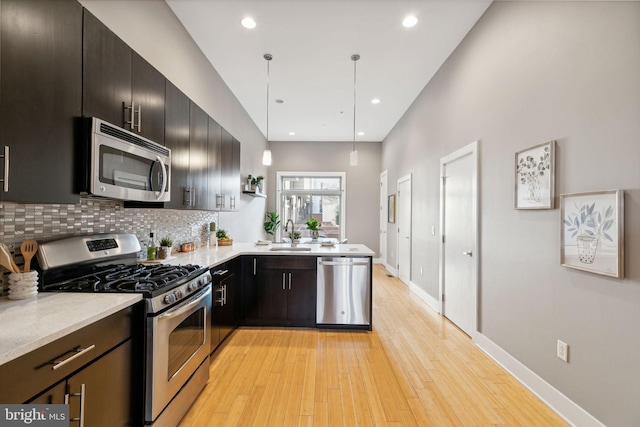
[0,198,218,292]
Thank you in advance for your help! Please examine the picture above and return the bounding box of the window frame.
[276,171,346,241]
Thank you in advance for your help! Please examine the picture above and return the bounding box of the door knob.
[462,251,473,257]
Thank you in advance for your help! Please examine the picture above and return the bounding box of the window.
[276,172,346,241]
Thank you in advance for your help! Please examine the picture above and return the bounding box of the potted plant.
[564,202,614,264]
[251,175,264,193]
[158,236,173,259]
[305,218,321,241]
[216,229,233,246]
[290,231,302,246]
[263,211,280,241]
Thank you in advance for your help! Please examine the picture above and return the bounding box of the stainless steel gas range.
[36,233,212,427]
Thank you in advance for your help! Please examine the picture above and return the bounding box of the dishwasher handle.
[318,260,369,267]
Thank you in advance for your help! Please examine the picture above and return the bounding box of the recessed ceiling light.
[289,131,296,136]
[402,15,418,28]
[275,99,284,104]
[371,98,381,104]
[241,17,256,29]
[358,132,365,136]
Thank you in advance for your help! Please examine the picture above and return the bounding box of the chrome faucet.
[285,219,295,246]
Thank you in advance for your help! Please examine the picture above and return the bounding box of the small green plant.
[305,218,320,231]
[291,231,302,240]
[251,175,264,186]
[216,229,228,239]
[263,211,280,237]
[159,236,173,247]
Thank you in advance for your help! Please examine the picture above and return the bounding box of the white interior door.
[380,170,388,265]
[440,142,478,337]
[397,174,412,285]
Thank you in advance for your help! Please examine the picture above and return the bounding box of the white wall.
[383,2,640,426]
[79,0,268,242]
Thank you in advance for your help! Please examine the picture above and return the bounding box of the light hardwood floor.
[179,264,568,426]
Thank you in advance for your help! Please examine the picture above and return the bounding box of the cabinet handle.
[155,155,167,201]
[0,146,8,192]
[213,269,229,276]
[282,272,286,290]
[230,196,236,210]
[215,285,224,305]
[125,102,135,130]
[223,284,227,305]
[288,272,292,290]
[65,383,86,427]
[253,258,256,276]
[135,104,142,132]
[50,345,96,371]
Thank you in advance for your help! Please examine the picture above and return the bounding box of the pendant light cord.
[264,53,273,148]
[351,54,359,152]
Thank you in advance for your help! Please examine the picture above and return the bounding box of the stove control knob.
[174,290,183,300]
[200,273,212,285]
[164,294,176,305]
[187,282,198,292]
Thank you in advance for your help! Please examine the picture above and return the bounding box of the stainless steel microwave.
[83,117,171,202]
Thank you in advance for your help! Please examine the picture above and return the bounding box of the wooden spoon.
[20,240,38,273]
[0,244,19,273]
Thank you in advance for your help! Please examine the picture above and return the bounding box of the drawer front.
[0,304,139,403]
[257,255,317,270]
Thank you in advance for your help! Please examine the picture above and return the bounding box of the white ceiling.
[166,0,492,142]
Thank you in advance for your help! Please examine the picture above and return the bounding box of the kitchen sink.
[269,247,312,251]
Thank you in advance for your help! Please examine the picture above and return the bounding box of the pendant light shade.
[262,53,273,166]
[350,54,360,166]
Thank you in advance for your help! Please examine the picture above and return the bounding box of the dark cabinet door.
[131,53,165,143]
[0,0,81,203]
[287,269,317,324]
[207,117,222,210]
[82,9,132,129]
[240,256,258,322]
[66,340,136,427]
[257,269,288,321]
[164,81,190,209]
[219,128,233,210]
[189,102,209,210]
[219,272,237,342]
[27,382,65,405]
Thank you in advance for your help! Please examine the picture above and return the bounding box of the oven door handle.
[154,155,168,201]
[157,286,211,321]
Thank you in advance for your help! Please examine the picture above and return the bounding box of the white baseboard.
[373,257,382,264]
[382,263,397,276]
[474,333,605,427]
[408,281,441,313]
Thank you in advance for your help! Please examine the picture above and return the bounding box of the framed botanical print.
[515,140,555,209]
[560,189,624,278]
[388,194,396,223]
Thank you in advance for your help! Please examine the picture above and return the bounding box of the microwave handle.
[155,155,168,200]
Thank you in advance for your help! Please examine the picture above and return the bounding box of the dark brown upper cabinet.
[188,102,209,210]
[0,0,82,204]
[164,81,190,210]
[219,128,241,211]
[83,9,165,144]
[208,117,222,210]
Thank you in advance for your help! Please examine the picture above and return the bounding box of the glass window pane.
[281,176,341,191]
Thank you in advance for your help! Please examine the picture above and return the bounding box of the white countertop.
[0,292,142,365]
[161,242,374,268]
[0,242,373,366]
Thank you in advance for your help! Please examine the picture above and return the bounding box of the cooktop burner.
[48,263,204,296]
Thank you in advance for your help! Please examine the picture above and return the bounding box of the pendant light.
[350,54,360,166]
[262,53,273,166]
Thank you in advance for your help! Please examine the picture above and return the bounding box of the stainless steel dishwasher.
[317,257,372,330]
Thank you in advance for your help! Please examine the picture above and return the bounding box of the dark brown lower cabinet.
[254,256,317,327]
[0,305,142,426]
[28,341,136,427]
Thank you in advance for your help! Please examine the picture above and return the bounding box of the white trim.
[408,281,441,313]
[396,173,412,286]
[439,140,479,339]
[383,263,397,277]
[276,171,346,241]
[474,333,605,427]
